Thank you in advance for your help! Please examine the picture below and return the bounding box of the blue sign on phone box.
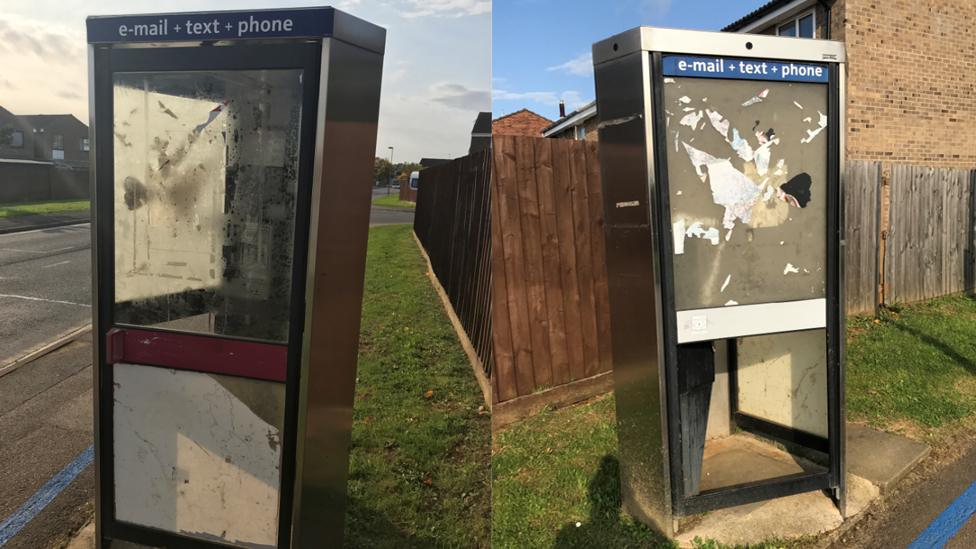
[87,7,335,44]
[663,55,829,83]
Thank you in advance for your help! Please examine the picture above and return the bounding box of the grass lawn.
[344,224,490,548]
[372,193,416,210]
[493,293,976,548]
[847,295,976,432]
[0,199,89,218]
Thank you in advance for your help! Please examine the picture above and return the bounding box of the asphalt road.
[0,224,92,367]
[833,438,976,548]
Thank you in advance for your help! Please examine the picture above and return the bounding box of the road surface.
[0,224,92,368]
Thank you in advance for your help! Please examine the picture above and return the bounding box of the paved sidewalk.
[0,211,89,235]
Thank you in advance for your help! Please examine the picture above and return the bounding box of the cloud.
[493,89,589,110]
[429,82,490,111]
[399,0,491,19]
[0,19,79,64]
[546,52,593,77]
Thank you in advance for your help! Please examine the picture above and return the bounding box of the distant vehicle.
[409,171,420,190]
[391,181,400,189]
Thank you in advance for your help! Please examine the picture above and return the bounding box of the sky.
[493,0,770,121]
[0,0,491,161]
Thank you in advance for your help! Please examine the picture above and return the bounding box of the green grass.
[492,395,675,549]
[0,199,89,218]
[372,193,416,209]
[344,225,490,548]
[493,293,976,548]
[847,295,976,429]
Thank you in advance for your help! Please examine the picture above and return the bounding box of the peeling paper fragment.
[801,111,828,144]
[773,158,787,177]
[741,88,769,107]
[753,138,779,177]
[685,221,721,246]
[803,116,812,123]
[705,109,730,139]
[725,300,739,306]
[682,142,761,229]
[729,128,754,161]
[678,96,691,104]
[676,190,683,196]
[680,110,704,130]
[783,263,800,275]
[664,77,676,83]
[673,219,686,255]
[720,274,731,293]
[725,227,733,241]
[793,101,804,109]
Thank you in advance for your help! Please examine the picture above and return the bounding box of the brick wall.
[492,109,553,137]
[843,0,976,167]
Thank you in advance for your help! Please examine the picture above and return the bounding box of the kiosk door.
[94,43,319,548]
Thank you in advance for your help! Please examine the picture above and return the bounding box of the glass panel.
[778,22,797,37]
[113,363,285,545]
[736,329,828,437]
[663,76,828,310]
[798,14,815,38]
[113,69,303,342]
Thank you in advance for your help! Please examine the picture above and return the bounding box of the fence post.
[877,164,890,312]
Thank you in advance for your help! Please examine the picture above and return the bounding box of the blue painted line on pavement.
[0,445,94,546]
[908,479,976,549]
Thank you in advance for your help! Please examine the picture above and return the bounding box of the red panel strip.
[105,327,287,382]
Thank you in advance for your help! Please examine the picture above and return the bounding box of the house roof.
[471,112,492,136]
[722,0,814,32]
[492,108,553,137]
[19,114,87,128]
[491,108,551,125]
[541,100,596,137]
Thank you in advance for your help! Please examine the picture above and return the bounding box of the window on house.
[9,130,24,148]
[575,124,586,140]
[776,10,816,38]
[81,137,90,152]
[53,134,64,150]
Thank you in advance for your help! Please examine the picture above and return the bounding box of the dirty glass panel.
[113,363,285,546]
[663,76,828,310]
[735,329,828,437]
[112,70,303,342]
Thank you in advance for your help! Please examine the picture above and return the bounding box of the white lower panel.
[675,298,826,343]
[736,329,828,438]
[113,363,283,548]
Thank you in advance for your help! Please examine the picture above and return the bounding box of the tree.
[374,157,393,186]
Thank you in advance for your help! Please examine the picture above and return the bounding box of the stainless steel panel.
[290,36,384,547]
[594,50,674,536]
[594,27,846,66]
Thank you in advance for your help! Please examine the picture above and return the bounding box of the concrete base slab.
[700,434,822,491]
[847,423,930,494]
[676,434,880,547]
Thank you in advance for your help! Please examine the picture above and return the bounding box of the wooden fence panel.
[843,161,880,315]
[413,149,493,381]
[885,164,974,305]
[491,135,612,403]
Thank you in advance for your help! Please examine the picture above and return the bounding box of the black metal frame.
[646,51,845,516]
[92,41,322,549]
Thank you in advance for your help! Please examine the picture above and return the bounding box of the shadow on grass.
[344,497,442,549]
[890,321,976,375]
[553,455,673,549]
